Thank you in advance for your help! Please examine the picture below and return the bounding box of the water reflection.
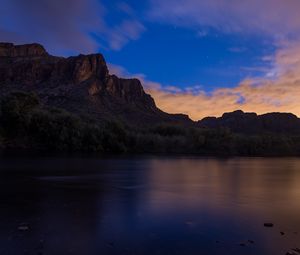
[0,157,300,255]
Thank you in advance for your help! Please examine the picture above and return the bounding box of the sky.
[1,0,300,120]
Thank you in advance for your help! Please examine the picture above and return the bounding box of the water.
[0,157,300,255]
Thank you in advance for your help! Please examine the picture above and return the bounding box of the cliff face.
[198,110,300,134]
[0,44,108,87]
[0,42,191,125]
[0,43,48,57]
[2,42,299,132]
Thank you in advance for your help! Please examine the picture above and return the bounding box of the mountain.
[0,42,192,125]
[198,110,300,134]
[1,42,300,155]
[1,42,300,135]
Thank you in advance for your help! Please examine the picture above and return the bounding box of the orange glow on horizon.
[146,43,300,121]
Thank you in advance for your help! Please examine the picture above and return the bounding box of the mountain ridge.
[1,42,300,155]
[1,42,300,134]
[0,42,192,126]
[198,110,300,134]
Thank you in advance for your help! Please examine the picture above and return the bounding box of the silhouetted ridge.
[198,110,300,134]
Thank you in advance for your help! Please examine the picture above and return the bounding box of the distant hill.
[198,110,300,134]
[0,42,192,126]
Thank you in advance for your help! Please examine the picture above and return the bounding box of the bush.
[101,121,129,153]
[29,109,84,151]
[81,125,104,152]
[0,133,3,150]
[151,124,187,137]
[1,91,300,156]
[0,91,39,136]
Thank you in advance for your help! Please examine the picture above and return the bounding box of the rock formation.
[0,42,192,125]
[198,110,300,134]
[1,42,299,133]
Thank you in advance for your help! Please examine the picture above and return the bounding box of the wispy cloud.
[196,30,208,38]
[3,0,300,120]
[106,20,145,51]
[0,0,145,54]
[116,2,135,16]
[148,42,300,120]
[131,0,300,120]
[109,41,300,120]
[148,0,300,40]
[0,0,104,54]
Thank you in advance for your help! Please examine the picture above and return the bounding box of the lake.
[0,157,300,255]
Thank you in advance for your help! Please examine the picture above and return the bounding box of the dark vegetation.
[1,91,300,156]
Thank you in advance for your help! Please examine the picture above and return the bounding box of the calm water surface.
[0,157,300,255]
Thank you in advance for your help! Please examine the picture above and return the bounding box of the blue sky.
[96,0,276,90]
[102,23,275,90]
[0,0,275,89]
[1,0,300,119]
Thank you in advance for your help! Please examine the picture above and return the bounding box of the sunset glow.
[2,0,300,119]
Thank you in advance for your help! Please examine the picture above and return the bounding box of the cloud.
[148,0,300,40]
[3,0,300,120]
[106,20,145,51]
[0,0,145,54]
[109,42,300,121]
[116,2,135,16]
[196,30,208,38]
[108,63,163,91]
[0,0,104,54]
[148,42,300,120]
[139,0,300,120]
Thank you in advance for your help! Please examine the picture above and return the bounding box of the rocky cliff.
[1,42,299,133]
[198,110,300,134]
[0,42,192,125]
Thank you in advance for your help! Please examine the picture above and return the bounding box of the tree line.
[1,91,300,156]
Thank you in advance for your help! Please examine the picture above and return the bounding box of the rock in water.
[264,223,274,227]
[286,248,300,255]
[18,225,29,231]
